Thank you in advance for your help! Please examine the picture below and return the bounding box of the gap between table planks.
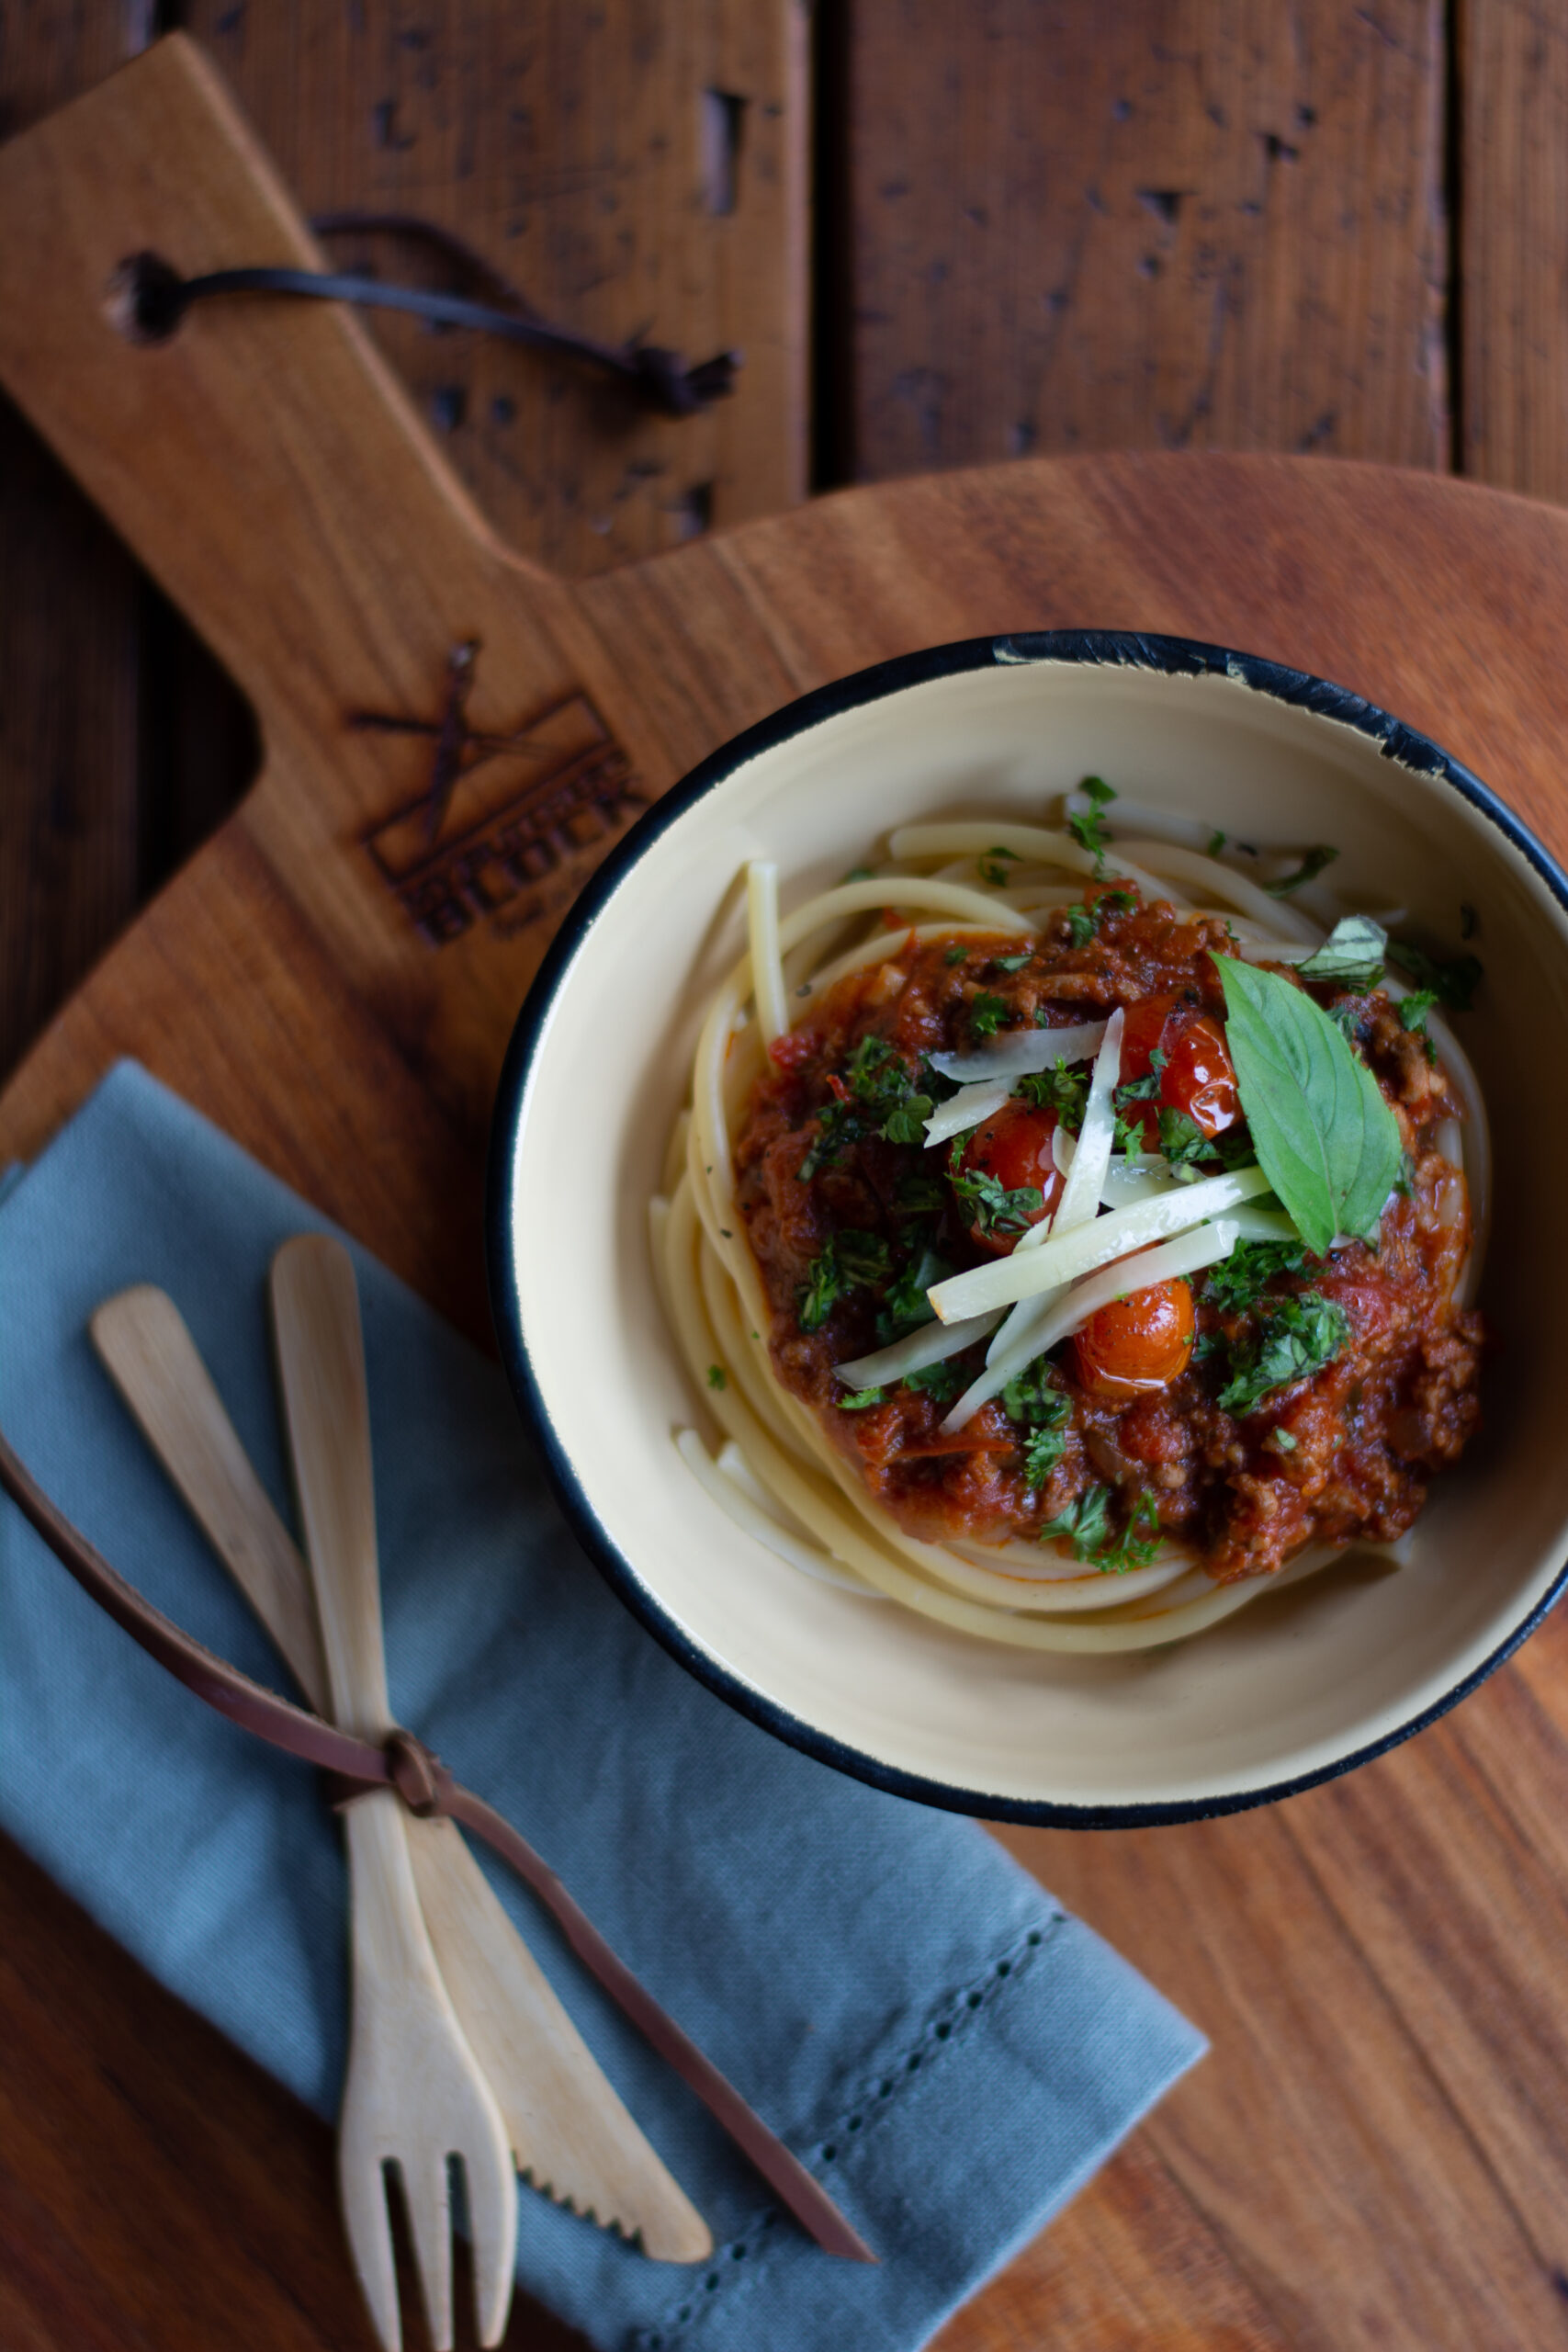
[4,34,1568,2352]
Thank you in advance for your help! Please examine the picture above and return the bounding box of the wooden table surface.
[5,13,1568,2352]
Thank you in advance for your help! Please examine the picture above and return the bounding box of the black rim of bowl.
[487,627,1568,1828]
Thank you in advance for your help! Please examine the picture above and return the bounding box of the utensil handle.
[0,34,577,759]
[91,1285,333,1718]
[270,1237,391,1738]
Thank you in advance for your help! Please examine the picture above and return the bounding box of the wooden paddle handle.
[0,33,580,763]
[0,33,650,1126]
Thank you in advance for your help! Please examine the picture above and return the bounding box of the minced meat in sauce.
[732,882,1483,1583]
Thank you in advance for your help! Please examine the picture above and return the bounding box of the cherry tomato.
[954,1099,1065,1256]
[1071,1277,1195,1397]
[1118,992,1240,1148]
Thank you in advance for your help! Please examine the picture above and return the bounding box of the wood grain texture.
[1457,0,1568,497]
[6,31,1568,2352]
[0,4,252,1089]
[839,0,1450,479]
[183,0,807,576]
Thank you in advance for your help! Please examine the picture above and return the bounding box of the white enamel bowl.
[488,632,1568,1823]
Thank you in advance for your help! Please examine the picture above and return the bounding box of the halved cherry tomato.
[954,1099,1065,1256]
[1071,1276,1195,1397]
[1119,991,1240,1148]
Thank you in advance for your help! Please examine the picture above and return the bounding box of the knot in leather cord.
[383,1726,453,1818]
[0,1420,875,2261]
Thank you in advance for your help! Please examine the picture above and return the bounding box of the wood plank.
[8,41,1568,2352]
[1458,0,1568,499]
[0,1829,591,2352]
[840,1,1450,481]
[184,0,807,576]
[933,2134,1291,2352]
[1001,1769,1566,2350]
[10,441,1568,2352]
[0,4,148,1085]
[0,402,142,1083]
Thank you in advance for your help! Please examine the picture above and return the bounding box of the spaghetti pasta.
[654,792,1489,1652]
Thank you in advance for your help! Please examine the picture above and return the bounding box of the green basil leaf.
[1215,957,1404,1254]
[1295,913,1387,989]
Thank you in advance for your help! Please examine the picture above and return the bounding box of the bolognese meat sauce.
[731,881,1483,1583]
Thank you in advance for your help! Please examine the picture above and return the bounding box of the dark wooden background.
[6,8,1568,2350]
[12,3,1568,1095]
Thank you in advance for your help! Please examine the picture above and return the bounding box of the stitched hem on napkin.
[0,1061,1207,2352]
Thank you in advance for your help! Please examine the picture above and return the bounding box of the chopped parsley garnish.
[1067,776,1117,872]
[840,864,874,883]
[1017,1057,1089,1130]
[1328,1000,1367,1044]
[1019,1422,1068,1487]
[1114,1046,1168,1107]
[839,1386,886,1410]
[1040,1485,1162,1571]
[1393,1149,1416,1199]
[706,1364,728,1390]
[797,1230,891,1331]
[843,1035,902,1098]
[1208,827,1228,856]
[1398,989,1440,1063]
[798,1035,933,1177]
[1041,1483,1111,1557]
[1268,1426,1298,1453]
[1059,887,1136,947]
[1388,938,1482,1012]
[1265,843,1339,898]
[944,945,971,966]
[1000,1360,1073,1487]
[977,846,1021,886]
[969,991,1010,1038]
[903,1359,968,1403]
[1215,1290,1351,1416]
[894,1169,948,1215]
[947,1140,1043,1238]
[1297,914,1387,989]
[991,951,1034,973]
[882,1095,935,1144]
[877,1246,949,1341]
[1156,1104,1220,1176]
[1203,1238,1310,1317]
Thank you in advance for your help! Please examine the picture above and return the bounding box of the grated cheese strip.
[931,1018,1108,1086]
[833,1306,1004,1395]
[930,1163,1274,1322]
[923,1080,1012,1149]
[745,860,789,1048]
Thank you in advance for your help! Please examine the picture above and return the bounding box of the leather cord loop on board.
[107,219,740,419]
[0,1424,874,2264]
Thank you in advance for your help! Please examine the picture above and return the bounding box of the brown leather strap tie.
[107,212,739,419]
[0,1424,874,2263]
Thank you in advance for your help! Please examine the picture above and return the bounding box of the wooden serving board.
[5,37,1568,2352]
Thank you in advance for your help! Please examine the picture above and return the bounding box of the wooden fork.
[90,1279,711,2272]
[269,1235,518,2352]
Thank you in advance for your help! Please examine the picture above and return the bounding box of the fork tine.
[339,2151,402,2352]
[461,2142,522,2349]
[402,2150,455,2352]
